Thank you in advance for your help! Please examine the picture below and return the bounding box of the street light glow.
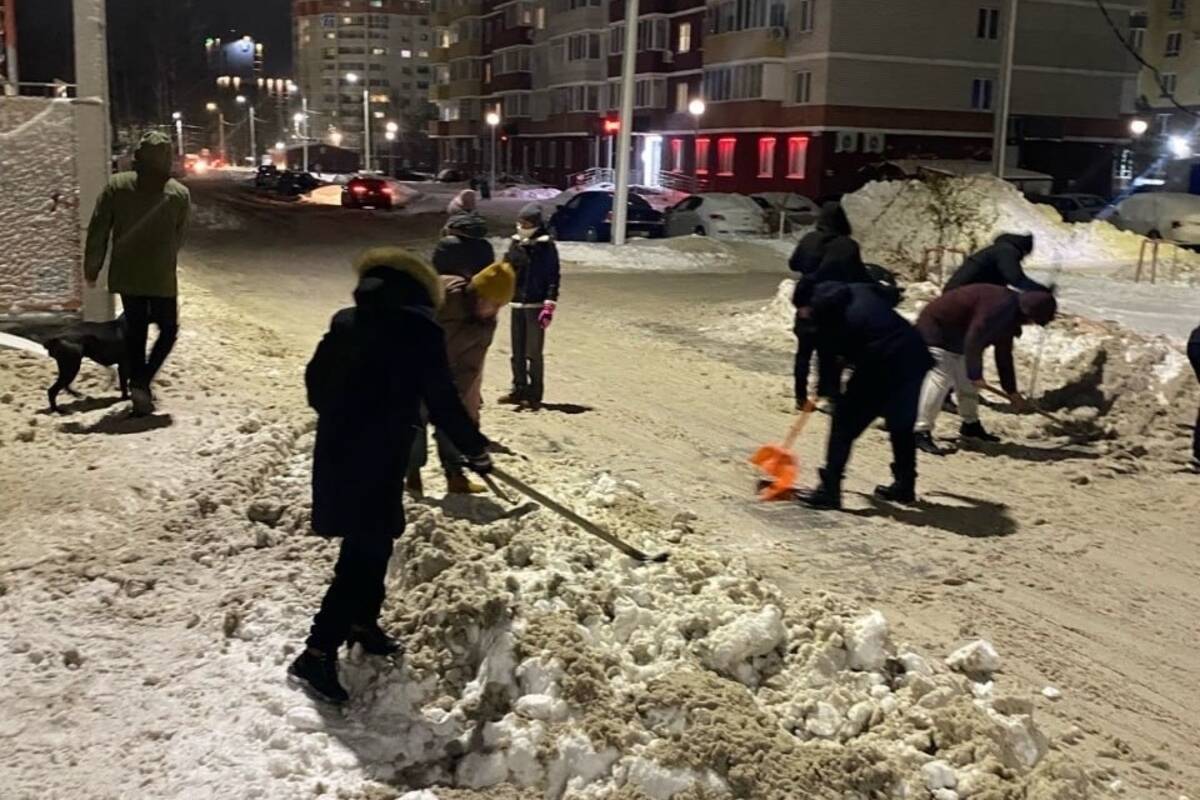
[172,111,182,120]
[385,121,399,133]
[688,99,706,117]
[274,141,286,150]
[330,131,344,147]
[345,72,360,84]
[206,102,218,112]
[294,112,305,123]
[385,131,396,141]
[1169,135,1192,159]
[1130,119,1149,137]
[486,111,501,126]
[236,95,247,105]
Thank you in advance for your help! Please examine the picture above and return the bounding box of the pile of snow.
[493,184,560,201]
[548,236,793,274]
[302,180,418,209]
[842,175,1200,277]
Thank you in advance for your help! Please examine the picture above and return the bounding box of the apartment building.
[294,0,435,166]
[431,0,1142,195]
[1138,0,1199,128]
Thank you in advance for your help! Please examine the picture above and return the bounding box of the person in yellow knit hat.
[408,260,517,494]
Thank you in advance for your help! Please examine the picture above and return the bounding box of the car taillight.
[352,185,367,193]
[382,186,393,195]
[708,213,726,220]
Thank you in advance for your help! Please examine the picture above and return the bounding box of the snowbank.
[302,180,418,209]
[493,185,560,201]
[842,175,1200,278]
[536,236,794,274]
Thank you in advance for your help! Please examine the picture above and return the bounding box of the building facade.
[294,0,437,168]
[429,0,1142,195]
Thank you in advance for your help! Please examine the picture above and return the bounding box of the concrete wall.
[0,98,82,316]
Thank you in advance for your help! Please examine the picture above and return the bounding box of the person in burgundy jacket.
[913,283,1057,454]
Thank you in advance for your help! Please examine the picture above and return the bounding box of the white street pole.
[362,87,371,172]
[249,105,257,166]
[4,0,19,95]
[490,124,497,188]
[302,96,309,171]
[75,0,113,322]
[175,117,184,156]
[612,0,639,246]
[993,0,1017,179]
[218,112,226,164]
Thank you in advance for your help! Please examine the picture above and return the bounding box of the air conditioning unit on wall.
[863,132,886,154]
[835,131,859,153]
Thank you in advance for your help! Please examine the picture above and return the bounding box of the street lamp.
[172,111,184,157]
[346,72,370,171]
[1169,135,1192,159]
[206,102,218,112]
[331,130,344,148]
[234,95,257,166]
[207,102,227,165]
[274,141,286,150]
[1130,119,1149,137]
[486,110,501,189]
[688,99,705,179]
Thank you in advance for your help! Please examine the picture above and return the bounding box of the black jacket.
[789,203,871,308]
[506,230,561,305]
[1188,324,1200,377]
[432,212,495,278]
[306,257,488,539]
[943,233,1046,293]
[810,283,933,379]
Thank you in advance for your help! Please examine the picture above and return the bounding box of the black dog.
[44,315,131,413]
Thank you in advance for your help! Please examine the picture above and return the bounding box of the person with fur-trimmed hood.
[289,247,493,705]
[499,203,560,410]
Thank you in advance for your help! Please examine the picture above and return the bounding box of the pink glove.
[538,302,555,329]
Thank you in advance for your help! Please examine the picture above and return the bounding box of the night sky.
[16,0,292,122]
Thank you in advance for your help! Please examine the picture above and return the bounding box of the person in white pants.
[912,284,1058,454]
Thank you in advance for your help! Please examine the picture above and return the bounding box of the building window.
[678,22,692,53]
[567,33,601,61]
[675,82,690,112]
[548,140,557,168]
[695,137,710,174]
[793,71,812,104]
[401,48,413,58]
[670,138,684,172]
[1169,0,1186,15]
[703,63,764,102]
[611,18,670,54]
[971,78,993,110]
[709,0,789,34]
[484,61,492,82]
[796,0,813,32]
[757,137,775,178]
[564,141,572,169]
[717,138,735,176]
[1129,26,1145,53]
[1165,31,1183,57]
[976,7,999,39]
[787,136,808,179]
[1161,72,1178,96]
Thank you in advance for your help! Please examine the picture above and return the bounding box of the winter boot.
[347,623,403,657]
[405,472,424,497]
[874,465,916,504]
[287,649,349,704]
[446,473,486,494]
[915,431,946,456]
[798,469,842,510]
[130,384,155,417]
[498,390,526,405]
[960,421,1001,443]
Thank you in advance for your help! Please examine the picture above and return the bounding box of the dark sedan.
[548,190,664,242]
[341,176,397,210]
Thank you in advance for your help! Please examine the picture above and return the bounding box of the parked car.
[664,193,768,238]
[1028,193,1108,223]
[254,164,280,189]
[751,192,820,229]
[392,168,433,181]
[436,168,467,183]
[1111,192,1200,245]
[342,175,398,209]
[275,171,324,197]
[548,191,665,241]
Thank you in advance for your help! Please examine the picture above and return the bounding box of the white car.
[1112,192,1200,245]
[664,193,768,237]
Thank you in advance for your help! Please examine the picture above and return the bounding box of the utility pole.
[302,96,309,171]
[3,0,19,95]
[612,0,638,246]
[248,105,257,166]
[993,0,1018,179]
[218,112,226,164]
[75,0,113,322]
[362,86,371,172]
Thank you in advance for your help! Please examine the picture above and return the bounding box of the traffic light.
[603,118,620,135]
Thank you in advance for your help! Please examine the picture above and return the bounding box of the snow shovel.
[750,400,817,501]
[978,383,1061,425]
[490,467,669,563]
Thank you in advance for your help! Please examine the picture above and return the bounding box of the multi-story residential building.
[1138,0,1197,129]
[431,0,1143,195]
[294,0,436,168]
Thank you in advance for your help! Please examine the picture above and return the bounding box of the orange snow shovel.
[750,400,817,501]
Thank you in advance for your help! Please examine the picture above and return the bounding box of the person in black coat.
[797,282,934,510]
[1188,323,1200,471]
[289,247,492,705]
[788,202,872,406]
[499,203,561,409]
[432,211,495,278]
[943,233,1047,293]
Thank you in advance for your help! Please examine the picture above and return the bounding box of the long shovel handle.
[781,400,818,450]
[978,382,1059,424]
[490,467,668,563]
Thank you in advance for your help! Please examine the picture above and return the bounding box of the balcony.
[431,83,454,100]
[429,119,482,137]
[489,72,531,92]
[431,46,450,63]
[448,40,484,59]
[433,0,484,26]
[492,25,534,50]
[703,29,785,63]
[448,78,483,96]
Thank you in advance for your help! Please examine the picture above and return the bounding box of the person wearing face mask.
[84,131,191,416]
[500,204,560,410]
[407,261,516,495]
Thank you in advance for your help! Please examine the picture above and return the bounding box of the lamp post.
[206,102,226,165]
[1130,119,1149,137]
[346,72,370,172]
[486,110,500,189]
[612,0,639,246]
[688,98,705,181]
[386,120,398,175]
[236,94,256,166]
[172,111,184,157]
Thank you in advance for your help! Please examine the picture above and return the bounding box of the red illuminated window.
[670,138,684,172]
[717,137,736,176]
[787,136,808,179]
[695,137,710,175]
[757,137,776,178]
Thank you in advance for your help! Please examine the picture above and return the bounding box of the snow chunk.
[946,640,1001,680]
[845,610,890,671]
[922,759,958,790]
[699,605,786,684]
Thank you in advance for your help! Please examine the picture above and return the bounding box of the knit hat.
[469,261,516,305]
[517,202,543,227]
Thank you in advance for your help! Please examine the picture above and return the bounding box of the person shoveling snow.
[944,233,1048,293]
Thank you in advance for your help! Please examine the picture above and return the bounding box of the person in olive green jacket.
[84,131,191,416]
